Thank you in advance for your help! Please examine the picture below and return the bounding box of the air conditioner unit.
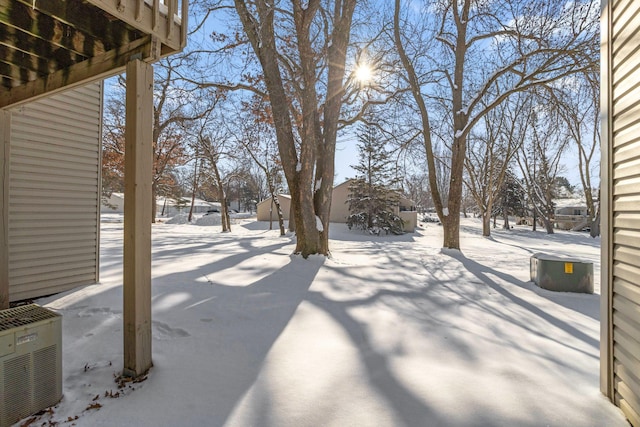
[0,304,62,427]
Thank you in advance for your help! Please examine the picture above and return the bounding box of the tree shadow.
[46,231,321,427]
[442,250,599,348]
[305,290,448,427]
[44,219,613,427]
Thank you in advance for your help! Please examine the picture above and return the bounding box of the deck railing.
[89,0,188,52]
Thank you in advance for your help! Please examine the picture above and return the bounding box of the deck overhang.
[0,0,187,108]
[0,0,187,379]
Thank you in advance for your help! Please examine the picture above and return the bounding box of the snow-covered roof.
[156,196,220,207]
[553,198,587,209]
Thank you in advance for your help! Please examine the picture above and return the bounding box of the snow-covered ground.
[25,216,627,427]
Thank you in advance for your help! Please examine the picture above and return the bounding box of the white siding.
[7,83,102,301]
[603,1,640,425]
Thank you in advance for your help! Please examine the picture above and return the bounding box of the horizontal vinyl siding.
[8,83,101,301]
[610,0,640,424]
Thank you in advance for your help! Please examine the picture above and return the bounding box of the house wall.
[102,194,221,217]
[601,2,640,426]
[156,198,220,217]
[101,193,125,213]
[257,196,291,221]
[329,180,351,223]
[331,180,417,232]
[5,83,102,302]
[556,206,588,216]
[255,181,417,232]
[399,211,417,233]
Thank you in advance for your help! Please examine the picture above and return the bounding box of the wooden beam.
[7,0,142,51]
[123,58,153,378]
[0,36,158,109]
[0,43,49,82]
[0,1,102,59]
[0,110,10,309]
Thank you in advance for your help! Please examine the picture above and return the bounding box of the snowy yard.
[30,215,628,427]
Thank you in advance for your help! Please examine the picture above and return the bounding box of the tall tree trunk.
[482,210,491,237]
[267,187,286,236]
[395,0,468,248]
[233,0,356,256]
[151,182,157,223]
[442,214,461,249]
[590,207,600,238]
[188,157,199,222]
[269,198,274,230]
[210,161,230,232]
[270,193,285,236]
[289,202,295,233]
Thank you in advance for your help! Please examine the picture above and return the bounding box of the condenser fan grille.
[0,305,59,332]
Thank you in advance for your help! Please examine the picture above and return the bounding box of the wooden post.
[0,111,10,309]
[123,59,154,378]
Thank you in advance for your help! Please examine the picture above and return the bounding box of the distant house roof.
[156,196,220,208]
[553,198,587,209]
[256,194,291,208]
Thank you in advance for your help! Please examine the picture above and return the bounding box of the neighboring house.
[1,83,102,302]
[102,193,221,217]
[553,198,589,231]
[328,178,353,223]
[256,195,292,221]
[601,2,640,426]
[554,198,589,216]
[156,197,221,217]
[330,179,418,232]
[256,180,418,232]
[102,192,125,213]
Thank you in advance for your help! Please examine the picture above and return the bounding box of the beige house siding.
[5,83,102,302]
[257,195,291,221]
[399,211,417,233]
[330,180,352,223]
[331,179,417,232]
[602,2,640,426]
[256,181,417,232]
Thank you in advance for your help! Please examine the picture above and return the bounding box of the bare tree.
[197,122,233,232]
[404,172,432,213]
[517,106,569,234]
[101,96,126,201]
[188,0,358,256]
[181,101,236,232]
[105,55,216,222]
[465,93,531,236]
[236,105,286,235]
[187,153,204,223]
[553,70,600,236]
[393,0,598,249]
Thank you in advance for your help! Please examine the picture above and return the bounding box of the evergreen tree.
[347,123,404,235]
[553,176,575,198]
[496,171,527,229]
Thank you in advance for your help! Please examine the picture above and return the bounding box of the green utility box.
[530,253,594,294]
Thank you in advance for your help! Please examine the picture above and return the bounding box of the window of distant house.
[574,209,581,215]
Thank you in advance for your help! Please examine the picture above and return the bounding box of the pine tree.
[496,171,527,229]
[347,123,404,235]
